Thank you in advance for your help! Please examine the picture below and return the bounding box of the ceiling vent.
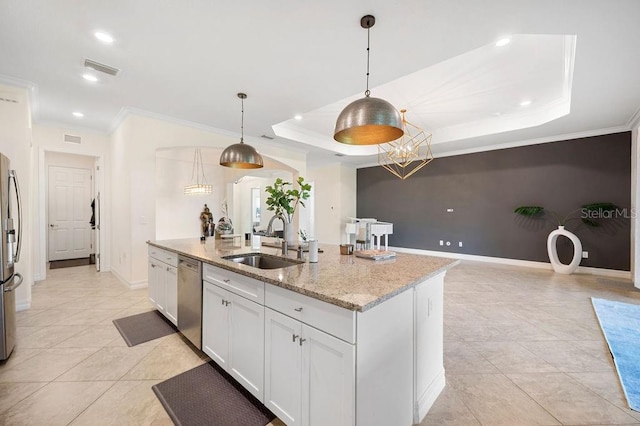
[84,58,120,76]
[63,133,82,144]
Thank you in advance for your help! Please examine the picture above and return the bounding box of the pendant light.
[378,109,434,180]
[334,15,404,145]
[219,93,264,169]
[184,148,213,195]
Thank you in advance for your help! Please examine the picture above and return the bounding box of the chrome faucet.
[266,213,285,237]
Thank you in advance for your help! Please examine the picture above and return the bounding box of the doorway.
[47,165,92,261]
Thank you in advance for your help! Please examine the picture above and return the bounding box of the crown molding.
[627,105,640,130]
[0,74,39,120]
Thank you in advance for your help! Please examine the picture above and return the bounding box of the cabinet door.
[203,281,230,369]
[301,325,355,426]
[148,260,164,312]
[265,308,302,426]
[228,293,265,401]
[165,265,178,325]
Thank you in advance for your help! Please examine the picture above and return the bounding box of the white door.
[228,293,265,401]
[48,166,92,261]
[301,325,355,426]
[265,308,302,426]
[202,282,230,369]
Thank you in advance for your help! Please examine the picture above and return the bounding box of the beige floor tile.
[419,384,480,425]
[122,340,206,380]
[69,380,172,426]
[60,308,125,326]
[0,346,43,370]
[0,348,99,382]
[55,346,156,381]
[444,342,500,375]
[508,372,638,425]
[0,381,114,425]
[447,374,560,425]
[519,340,614,373]
[15,325,89,348]
[0,382,47,414]
[470,341,559,374]
[54,325,123,348]
[569,371,640,422]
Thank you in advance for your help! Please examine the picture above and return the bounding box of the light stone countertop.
[148,238,458,312]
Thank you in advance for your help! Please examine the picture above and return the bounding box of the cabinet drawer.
[203,264,264,304]
[148,246,178,267]
[265,283,355,344]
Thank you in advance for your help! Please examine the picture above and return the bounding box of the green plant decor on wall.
[514,202,618,228]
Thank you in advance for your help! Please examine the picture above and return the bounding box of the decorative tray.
[354,250,396,260]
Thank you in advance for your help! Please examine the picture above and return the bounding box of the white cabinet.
[147,247,178,325]
[264,302,355,426]
[202,270,265,402]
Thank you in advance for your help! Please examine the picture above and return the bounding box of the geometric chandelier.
[184,148,213,195]
[378,109,434,180]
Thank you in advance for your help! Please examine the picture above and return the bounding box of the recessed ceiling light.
[519,100,532,107]
[496,37,511,47]
[294,115,303,120]
[94,31,114,44]
[82,74,98,82]
[72,112,84,118]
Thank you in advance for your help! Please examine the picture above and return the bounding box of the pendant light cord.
[240,96,244,143]
[365,26,371,97]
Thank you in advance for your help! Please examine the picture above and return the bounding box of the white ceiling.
[1,0,639,166]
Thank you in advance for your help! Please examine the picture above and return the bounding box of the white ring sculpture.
[546,226,582,274]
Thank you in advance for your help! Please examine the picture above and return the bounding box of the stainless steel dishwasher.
[177,256,202,350]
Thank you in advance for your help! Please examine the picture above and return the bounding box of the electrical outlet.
[446,241,451,246]
[582,251,589,258]
[439,240,443,246]
[458,241,463,247]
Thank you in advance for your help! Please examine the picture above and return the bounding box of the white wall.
[110,113,307,286]
[32,125,110,281]
[0,84,33,309]
[307,163,357,245]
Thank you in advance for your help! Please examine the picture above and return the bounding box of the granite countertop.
[148,238,458,312]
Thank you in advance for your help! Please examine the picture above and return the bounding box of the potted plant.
[514,202,617,274]
[265,176,311,244]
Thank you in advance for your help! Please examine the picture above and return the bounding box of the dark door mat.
[49,257,92,269]
[152,361,276,426]
[113,310,177,347]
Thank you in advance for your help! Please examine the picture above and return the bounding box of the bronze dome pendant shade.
[219,93,264,169]
[334,15,403,145]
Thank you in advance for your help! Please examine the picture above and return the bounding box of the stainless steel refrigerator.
[0,153,22,361]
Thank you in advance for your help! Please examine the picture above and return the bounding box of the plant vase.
[546,226,582,274]
[283,220,295,245]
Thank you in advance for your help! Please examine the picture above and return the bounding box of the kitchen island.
[147,238,457,426]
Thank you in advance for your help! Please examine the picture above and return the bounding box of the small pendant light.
[334,15,404,145]
[219,93,264,169]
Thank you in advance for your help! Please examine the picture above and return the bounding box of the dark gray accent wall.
[357,132,631,271]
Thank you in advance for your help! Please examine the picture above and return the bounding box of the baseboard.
[414,368,446,424]
[110,267,148,290]
[16,301,31,312]
[390,247,631,280]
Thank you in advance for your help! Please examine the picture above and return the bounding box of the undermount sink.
[222,253,304,270]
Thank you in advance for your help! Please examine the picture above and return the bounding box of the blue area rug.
[591,298,640,411]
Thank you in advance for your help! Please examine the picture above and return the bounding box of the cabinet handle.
[292,334,299,342]
[166,267,170,272]
[151,264,156,268]
[299,338,306,346]
[224,300,231,306]
[221,299,225,305]
[294,307,303,312]
[223,279,231,283]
